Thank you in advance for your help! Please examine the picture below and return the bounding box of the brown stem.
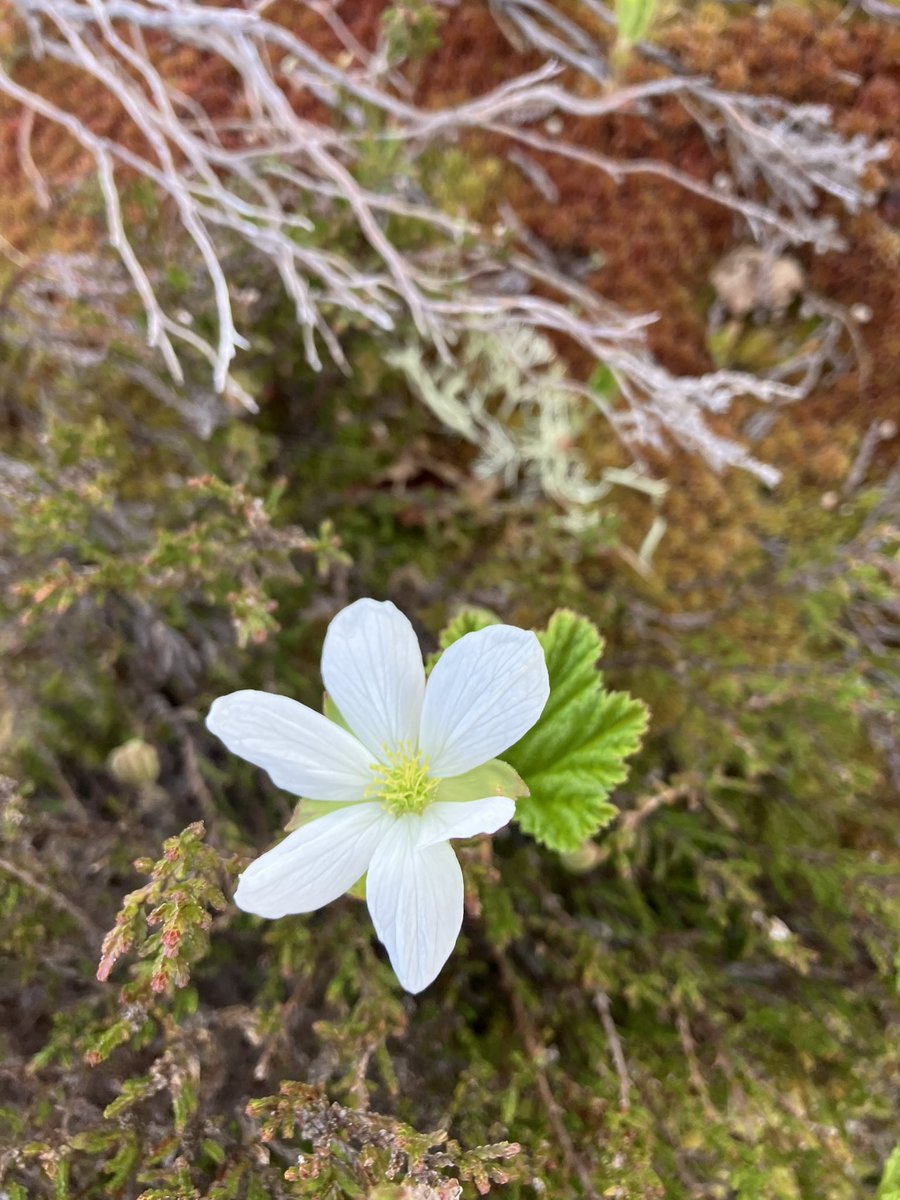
[592,989,632,1112]
[494,947,599,1200]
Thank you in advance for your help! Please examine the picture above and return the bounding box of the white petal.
[418,625,550,777]
[321,599,426,760]
[233,803,390,918]
[417,798,515,848]
[366,817,463,993]
[207,690,374,800]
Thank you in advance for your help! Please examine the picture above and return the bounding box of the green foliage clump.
[249,1081,521,1195]
[96,821,233,998]
[9,414,346,651]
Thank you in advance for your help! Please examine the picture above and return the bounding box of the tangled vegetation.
[1,0,898,1196]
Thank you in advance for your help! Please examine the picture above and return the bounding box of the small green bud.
[107,737,160,787]
[561,840,603,873]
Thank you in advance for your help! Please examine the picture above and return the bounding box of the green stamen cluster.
[367,744,438,816]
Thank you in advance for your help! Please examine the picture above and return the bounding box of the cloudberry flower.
[207,599,549,992]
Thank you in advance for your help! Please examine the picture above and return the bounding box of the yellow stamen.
[367,743,438,816]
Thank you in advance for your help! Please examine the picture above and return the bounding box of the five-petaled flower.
[207,599,550,992]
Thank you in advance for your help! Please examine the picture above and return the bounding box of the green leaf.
[438,606,501,649]
[435,758,528,804]
[588,362,618,402]
[878,1146,900,1200]
[172,1076,198,1133]
[323,693,352,732]
[201,1138,227,1167]
[504,610,648,852]
[103,1074,157,1119]
[615,0,658,46]
[285,797,353,832]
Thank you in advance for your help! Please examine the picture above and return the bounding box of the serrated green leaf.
[439,606,501,649]
[504,610,648,852]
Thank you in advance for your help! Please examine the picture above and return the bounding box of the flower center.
[367,744,437,816]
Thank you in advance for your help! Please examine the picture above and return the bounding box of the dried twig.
[674,1008,717,1119]
[494,948,599,1199]
[619,776,700,836]
[842,419,898,496]
[592,989,632,1111]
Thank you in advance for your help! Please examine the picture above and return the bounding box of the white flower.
[207,598,549,993]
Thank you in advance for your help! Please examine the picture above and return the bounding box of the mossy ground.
[1,1,898,1197]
